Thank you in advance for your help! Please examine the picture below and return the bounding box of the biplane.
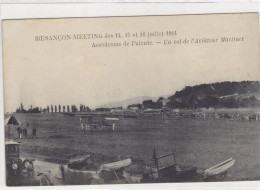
[80,116,120,132]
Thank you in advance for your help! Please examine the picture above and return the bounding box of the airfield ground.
[5,113,260,182]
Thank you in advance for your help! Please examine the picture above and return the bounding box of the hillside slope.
[139,81,260,109]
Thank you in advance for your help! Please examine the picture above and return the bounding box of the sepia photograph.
[2,13,260,187]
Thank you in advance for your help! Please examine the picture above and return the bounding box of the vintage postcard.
[2,13,260,186]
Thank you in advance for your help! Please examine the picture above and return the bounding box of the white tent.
[4,115,20,126]
[5,115,21,139]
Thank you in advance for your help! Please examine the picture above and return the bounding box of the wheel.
[89,178,104,185]
[39,175,50,186]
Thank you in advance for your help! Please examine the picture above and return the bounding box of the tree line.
[15,103,90,113]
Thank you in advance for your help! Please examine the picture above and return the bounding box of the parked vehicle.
[141,149,235,183]
[141,150,199,183]
[59,155,138,185]
[5,141,35,186]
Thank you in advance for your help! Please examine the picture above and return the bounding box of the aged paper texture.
[2,13,260,186]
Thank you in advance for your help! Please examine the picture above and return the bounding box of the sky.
[2,14,260,112]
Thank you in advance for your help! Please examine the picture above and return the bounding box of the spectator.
[7,125,11,139]
[85,123,89,132]
[112,123,115,131]
[16,126,22,139]
[81,122,84,130]
[32,127,37,139]
[22,126,26,138]
[24,127,27,138]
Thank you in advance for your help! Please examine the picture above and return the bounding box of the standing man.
[81,122,84,131]
[112,123,115,131]
[7,125,11,139]
[25,123,29,138]
[86,123,90,131]
[32,126,37,139]
[16,126,21,139]
[22,125,26,138]
[24,127,27,138]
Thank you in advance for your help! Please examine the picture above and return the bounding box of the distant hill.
[96,81,260,110]
[166,81,260,109]
[138,81,260,109]
[171,81,259,98]
[96,96,162,109]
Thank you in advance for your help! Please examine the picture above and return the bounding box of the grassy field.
[4,113,260,182]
